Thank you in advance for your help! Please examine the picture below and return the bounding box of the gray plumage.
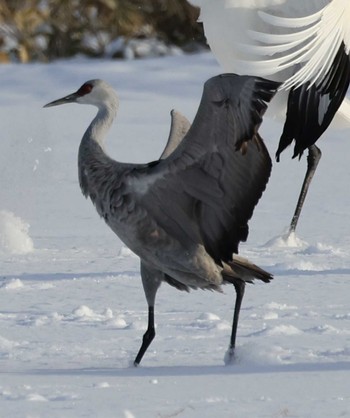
[44,74,279,365]
[159,110,191,159]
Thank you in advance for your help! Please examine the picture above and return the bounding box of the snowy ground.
[0,52,350,418]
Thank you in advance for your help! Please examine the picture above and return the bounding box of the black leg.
[289,144,322,234]
[226,281,246,362]
[135,262,162,366]
[134,306,155,366]
[134,306,156,366]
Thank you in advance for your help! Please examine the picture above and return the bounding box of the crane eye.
[77,83,93,96]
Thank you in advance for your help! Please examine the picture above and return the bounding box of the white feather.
[258,8,322,28]
[249,0,350,89]
[248,24,320,45]
[189,0,350,128]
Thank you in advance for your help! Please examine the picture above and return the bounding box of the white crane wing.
[242,0,350,90]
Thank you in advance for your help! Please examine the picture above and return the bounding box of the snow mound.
[263,311,279,320]
[197,312,221,321]
[0,210,34,254]
[123,411,135,418]
[298,242,342,255]
[72,305,96,319]
[71,305,113,321]
[0,278,24,290]
[69,306,127,328]
[0,335,22,350]
[263,231,308,249]
[265,324,303,336]
[191,312,231,331]
[274,259,325,272]
[118,246,138,258]
[94,382,110,389]
[264,302,298,311]
[25,393,48,402]
[308,324,348,335]
[226,343,292,366]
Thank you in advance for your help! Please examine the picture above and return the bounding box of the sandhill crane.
[190,0,350,236]
[44,74,279,365]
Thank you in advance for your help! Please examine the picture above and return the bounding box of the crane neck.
[84,100,119,149]
[78,98,119,198]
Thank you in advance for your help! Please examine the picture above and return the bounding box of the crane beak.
[43,92,79,108]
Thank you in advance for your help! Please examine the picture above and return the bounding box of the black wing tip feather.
[276,43,350,161]
[203,74,281,130]
[253,77,282,101]
[204,74,280,150]
[227,258,273,284]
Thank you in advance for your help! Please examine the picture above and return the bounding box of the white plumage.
[191,0,350,123]
[190,0,350,234]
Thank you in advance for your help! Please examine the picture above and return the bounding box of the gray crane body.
[44,74,279,365]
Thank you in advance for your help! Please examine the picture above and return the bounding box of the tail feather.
[223,255,273,284]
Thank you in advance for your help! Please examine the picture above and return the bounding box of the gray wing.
[125,74,280,264]
[159,110,191,159]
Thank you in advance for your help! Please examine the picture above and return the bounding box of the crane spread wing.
[238,1,350,159]
[130,75,280,264]
[243,0,350,90]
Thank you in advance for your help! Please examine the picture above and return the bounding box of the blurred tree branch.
[0,0,203,62]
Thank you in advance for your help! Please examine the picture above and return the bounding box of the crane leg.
[134,305,155,366]
[226,281,246,363]
[289,144,322,234]
[134,262,162,366]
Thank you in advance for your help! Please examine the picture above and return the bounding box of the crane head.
[44,79,118,109]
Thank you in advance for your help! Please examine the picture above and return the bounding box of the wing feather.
[134,75,279,264]
[276,42,350,159]
[245,0,350,90]
[159,110,191,159]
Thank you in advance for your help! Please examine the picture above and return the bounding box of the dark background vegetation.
[0,0,205,63]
